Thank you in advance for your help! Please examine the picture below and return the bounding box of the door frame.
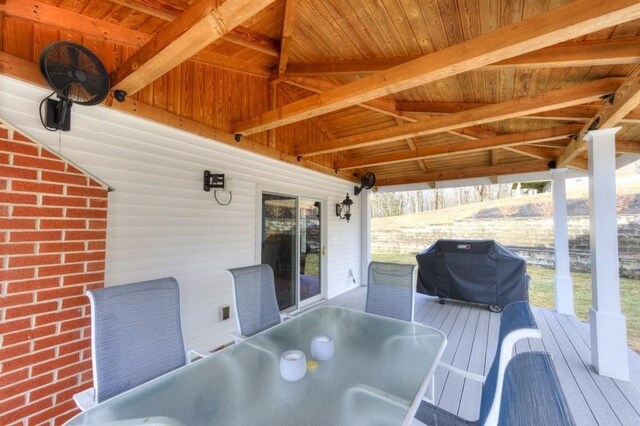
[255,185,327,312]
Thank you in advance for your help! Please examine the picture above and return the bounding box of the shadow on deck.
[323,286,640,425]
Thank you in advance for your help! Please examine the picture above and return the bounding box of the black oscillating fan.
[354,172,376,196]
[39,42,110,131]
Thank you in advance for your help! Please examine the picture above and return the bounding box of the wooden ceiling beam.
[557,67,640,166]
[111,0,277,96]
[396,101,640,123]
[285,37,640,76]
[284,77,400,118]
[0,0,270,78]
[298,78,622,157]
[284,77,497,141]
[232,0,640,136]
[278,0,300,78]
[376,161,551,187]
[109,0,281,57]
[335,125,581,170]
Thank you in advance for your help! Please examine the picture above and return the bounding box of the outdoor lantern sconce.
[336,193,353,222]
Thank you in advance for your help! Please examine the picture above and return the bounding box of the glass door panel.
[300,199,322,302]
[261,193,296,311]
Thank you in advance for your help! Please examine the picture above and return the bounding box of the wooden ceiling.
[3,0,640,187]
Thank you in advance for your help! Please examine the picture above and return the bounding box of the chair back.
[479,301,540,425]
[227,264,282,337]
[498,352,576,425]
[88,277,187,403]
[366,262,416,322]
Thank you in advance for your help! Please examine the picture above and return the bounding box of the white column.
[586,127,629,381]
[551,168,574,315]
[360,190,371,286]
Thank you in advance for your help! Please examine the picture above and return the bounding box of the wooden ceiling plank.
[279,83,334,141]
[278,0,300,78]
[557,66,640,166]
[111,0,278,96]
[298,78,622,157]
[285,37,640,76]
[285,77,499,142]
[375,161,551,187]
[335,124,581,170]
[0,0,149,48]
[615,140,640,154]
[232,1,640,136]
[109,0,281,57]
[0,0,271,77]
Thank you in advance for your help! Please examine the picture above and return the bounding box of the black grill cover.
[415,239,528,305]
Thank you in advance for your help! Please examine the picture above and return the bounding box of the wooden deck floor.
[322,286,640,425]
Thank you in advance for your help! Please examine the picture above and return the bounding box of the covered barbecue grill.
[415,239,529,312]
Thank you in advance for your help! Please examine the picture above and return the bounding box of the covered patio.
[2,0,640,424]
[325,287,640,425]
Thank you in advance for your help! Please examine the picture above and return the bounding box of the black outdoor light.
[336,193,353,222]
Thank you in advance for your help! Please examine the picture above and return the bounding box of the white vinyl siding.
[0,75,362,351]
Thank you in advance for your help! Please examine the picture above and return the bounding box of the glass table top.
[66,306,446,426]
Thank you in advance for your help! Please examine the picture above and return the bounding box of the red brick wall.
[0,125,108,425]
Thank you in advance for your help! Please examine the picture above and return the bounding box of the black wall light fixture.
[336,193,353,222]
[204,170,232,206]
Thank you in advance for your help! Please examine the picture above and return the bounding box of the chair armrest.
[186,349,210,363]
[73,388,96,412]
[438,361,486,383]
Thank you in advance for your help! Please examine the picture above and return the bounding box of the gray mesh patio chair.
[420,301,542,425]
[416,352,576,425]
[366,261,417,322]
[72,277,205,411]
[227,264,284,342]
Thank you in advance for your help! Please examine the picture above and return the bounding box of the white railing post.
[360,190,371,286]
[586,127,629,381]
[551,168,574,315]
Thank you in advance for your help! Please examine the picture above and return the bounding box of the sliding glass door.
[261,193,324,311]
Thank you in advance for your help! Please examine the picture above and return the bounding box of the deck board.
[322,287,640,425]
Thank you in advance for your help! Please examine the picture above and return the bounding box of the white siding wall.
[0,75,362,351]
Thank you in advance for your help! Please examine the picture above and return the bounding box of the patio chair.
[416,351,576,425]
[424,301,541,425]
[73,277,205,411]
[227,264,285,342]
[365,261,417,322]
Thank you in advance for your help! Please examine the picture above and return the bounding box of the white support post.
[551,168,574,315]
[586,127,629,381]
[360,190,371,287]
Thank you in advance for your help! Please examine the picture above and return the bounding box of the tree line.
[370,183,517,217]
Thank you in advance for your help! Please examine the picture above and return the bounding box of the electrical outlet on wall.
[219,305,230,321]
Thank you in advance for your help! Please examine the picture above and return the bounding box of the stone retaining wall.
[371,215,640,279]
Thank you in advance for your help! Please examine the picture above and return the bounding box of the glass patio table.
[66,306,447,426]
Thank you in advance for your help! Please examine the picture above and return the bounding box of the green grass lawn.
[371,253,640,352]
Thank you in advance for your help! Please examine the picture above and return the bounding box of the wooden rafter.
[284,77,496,141]
[396,101,640,123]
[279,83,334,142]
[557,66,640,166]
[297,78,622,157]
[111,0,278,96]
[232,0,640,137]
[0,0,270,78]
[376,161,551,187]
[278,0,300,78]
[109,0,281,57]
[334,125,581,170]
[285,37,640,76]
